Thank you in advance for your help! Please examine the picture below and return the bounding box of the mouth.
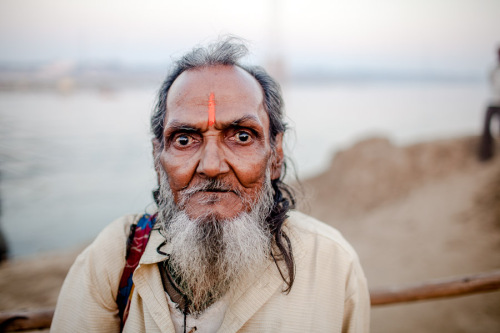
[190,189,237,206]
[201,189,232,193]
[178,180,243,206]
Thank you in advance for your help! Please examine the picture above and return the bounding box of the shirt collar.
[140,227,171,264]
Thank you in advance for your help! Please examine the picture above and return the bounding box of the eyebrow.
[227,115,261,128]
[164,121,199,132]
[164,115,262,133]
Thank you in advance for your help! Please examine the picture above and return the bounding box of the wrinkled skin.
[154,65,283,221]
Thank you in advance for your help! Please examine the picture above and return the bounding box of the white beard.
[156,169,274,313]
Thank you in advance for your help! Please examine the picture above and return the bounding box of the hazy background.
[0,0,499,257]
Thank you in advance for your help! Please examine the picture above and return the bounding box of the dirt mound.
[303,136,483,219]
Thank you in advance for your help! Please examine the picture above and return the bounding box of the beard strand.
[156,169,274,313]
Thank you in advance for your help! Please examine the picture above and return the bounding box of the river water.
[0,80,489,257]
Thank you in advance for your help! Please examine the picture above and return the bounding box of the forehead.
[164,65,268,126]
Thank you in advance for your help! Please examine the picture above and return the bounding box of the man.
[479,46,500,161]
[51,38,370,332]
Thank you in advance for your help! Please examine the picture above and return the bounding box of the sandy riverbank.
[1,135,499,332]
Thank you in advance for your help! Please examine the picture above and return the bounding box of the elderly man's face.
[156,65,282,220]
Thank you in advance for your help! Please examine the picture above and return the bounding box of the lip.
[202,189,231,192]
[198,189,234,194]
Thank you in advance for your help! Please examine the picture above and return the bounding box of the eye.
[234,131,252,143]
[174,134,194,147]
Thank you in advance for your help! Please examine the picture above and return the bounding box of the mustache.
[178,178,243,204]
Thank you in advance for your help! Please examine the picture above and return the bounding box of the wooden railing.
[370,269,500,306]
[1,270,500,332]
[0,308,54,332]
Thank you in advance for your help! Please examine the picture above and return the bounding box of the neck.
[158,260,220,314]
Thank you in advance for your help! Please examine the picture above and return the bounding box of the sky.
[0,0,499,76]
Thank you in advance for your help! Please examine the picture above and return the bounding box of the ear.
[152,138,162,185]
[271,133,284,180]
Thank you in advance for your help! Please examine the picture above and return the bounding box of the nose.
[196,139,229,178]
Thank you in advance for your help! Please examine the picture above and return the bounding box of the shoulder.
[77,214,141,261]
[285,210,359,261]
[52,214,145,331]
[72,214,144,296]
[93,214,142,247]
[278,210,370,328]
[285,210,369,302]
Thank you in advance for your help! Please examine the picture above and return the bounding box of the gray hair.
[150,37,286,148]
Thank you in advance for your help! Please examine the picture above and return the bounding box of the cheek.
[231,150,271,188]
[159,150,197,191]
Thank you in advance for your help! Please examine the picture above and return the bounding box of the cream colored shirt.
[51,211,370,332]
[166,290,229,333]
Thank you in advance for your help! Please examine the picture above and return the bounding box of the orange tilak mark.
[207,92,216,126]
